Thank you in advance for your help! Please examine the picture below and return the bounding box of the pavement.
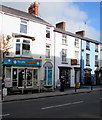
[1,86,102,102]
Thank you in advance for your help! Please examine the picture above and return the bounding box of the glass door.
[18,69,25,87]
[26,69,33,87]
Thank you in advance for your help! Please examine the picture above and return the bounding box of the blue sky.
[75,2,100,31]
[1,1,100,41]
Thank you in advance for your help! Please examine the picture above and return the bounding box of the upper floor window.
[16,38,30,56]
[20,19,28,34]
[95,55,99,67]
[86,54,90,66]
[86,41,90,50]
[62,49,67,63]
[75,51,79,59]
[46,44,51,59]
[95,44,98,52]
[62,34,67,45]
[46,26,50,38]
[75,38,79,47]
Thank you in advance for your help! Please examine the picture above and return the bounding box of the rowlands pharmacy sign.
[3,58,42,67]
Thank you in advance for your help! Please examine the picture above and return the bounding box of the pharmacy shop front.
[3,58,42,93]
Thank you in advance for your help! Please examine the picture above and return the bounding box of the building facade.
[0,3,55,93]
[0,3,101,95]
[54,24,81,88]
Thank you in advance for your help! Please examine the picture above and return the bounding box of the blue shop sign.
[3,58,42,67]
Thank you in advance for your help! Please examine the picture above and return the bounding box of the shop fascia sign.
[3,58,41,67]
[71,59,77,65]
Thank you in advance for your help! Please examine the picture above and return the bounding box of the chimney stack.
[56,22,66,31]
[76,30,85,37]
[28,1,39,16]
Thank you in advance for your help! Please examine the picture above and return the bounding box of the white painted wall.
[0,11,55,87]
[55,31,81,88]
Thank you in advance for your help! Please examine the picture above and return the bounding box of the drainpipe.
[53,30,56,90]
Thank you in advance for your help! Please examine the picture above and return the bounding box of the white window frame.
[46,44,51,59]
[62,34,67,45]
[86,41,90,50]
[20,19,28,34]
[15,38,31,57]
[46,26,50,39]
[95,55,99,67]
[86,54,90,66]
[62,49,67,63]
[75,38,79,47]
[95,44,98,52]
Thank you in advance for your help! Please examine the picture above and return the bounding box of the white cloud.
[39,2,100,41]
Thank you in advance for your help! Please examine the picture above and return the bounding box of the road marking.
[41,101,84,110]
[0,113,10,117]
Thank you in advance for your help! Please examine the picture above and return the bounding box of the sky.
[1,1,101,42]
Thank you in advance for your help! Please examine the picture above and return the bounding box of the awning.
[95,67,100,72]
[84,68,92,71]
[12,33,35,41]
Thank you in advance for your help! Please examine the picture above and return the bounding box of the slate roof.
[0,5,100,44]
[0,5,52,26]
[54,28,100,44]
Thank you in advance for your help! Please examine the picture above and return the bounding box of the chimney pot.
[56,22,66,31]
[28,1,39,16]
[76,30,85,37]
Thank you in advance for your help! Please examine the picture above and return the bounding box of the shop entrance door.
[26,69,33,87]
[18,69,33,88]
[18,69,25,87]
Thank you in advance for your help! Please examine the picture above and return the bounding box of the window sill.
[86,48,90,51]
[74,46,79,48]
[95,50,99,52]
[95,65,99,67]
[45,58,52,61]
[62,62,68,64]
[62,43,68,46]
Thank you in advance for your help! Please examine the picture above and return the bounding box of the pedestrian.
[60,76,65,92]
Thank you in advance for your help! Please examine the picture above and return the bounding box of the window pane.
[16,44,20,55]
[16,39,20,42]
[22,44,30,55]
[20,24,27,34]
[46,27,50,38]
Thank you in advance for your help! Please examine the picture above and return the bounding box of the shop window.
[62,34,67,45]
[46,44,51,59]
[95,55,99,67]
[46,26,50,38]
[16,44,20,55]
[22,40,30,55]
[44,67,52,86]
[86,41,90,50]
[12,68,18,87]
[62,49,67,63]
[16,38,30,56]
[20,19,28,34]
[5,67,12,87]
[95,44,98,52]
[86,54,90,66]
[75,38,79,47]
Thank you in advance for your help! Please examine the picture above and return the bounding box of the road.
[2,90,102,119]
